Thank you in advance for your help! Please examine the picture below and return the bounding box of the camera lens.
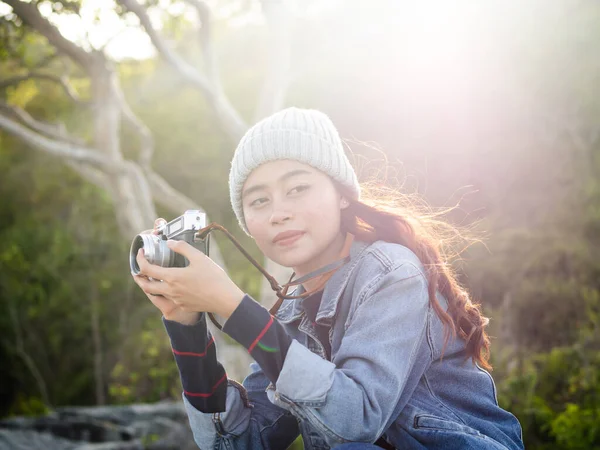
[129,234,174,275]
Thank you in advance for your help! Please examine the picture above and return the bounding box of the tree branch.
[66,160,113,193]
[118,0,212,92]
[146,170,200,214]
[253,0,292,121]
[183,0,219,85]
[0,72,86,104]
[32,50,60,70]
[3,0,95,70]
[0,101,84,146]
[0,112,123,173]
[112,81,154,167]
[125,161,157,223]
[116,0,247,141]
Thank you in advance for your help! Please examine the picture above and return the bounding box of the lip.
[273,230,305,245]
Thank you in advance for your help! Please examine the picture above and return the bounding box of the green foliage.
[497,346,600,448]
[551,404,600,450]
[0,6,267,417]
[7,393,51,418]
[0,139,130,414]
[108,325,181,404]
[495,280,600,449]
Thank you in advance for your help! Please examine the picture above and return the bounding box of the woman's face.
[242,159,348,273]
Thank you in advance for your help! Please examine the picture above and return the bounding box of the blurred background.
[0,0,599,449]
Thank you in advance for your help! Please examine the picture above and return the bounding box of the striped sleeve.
[222,294,293,384]
[162,313,227,412]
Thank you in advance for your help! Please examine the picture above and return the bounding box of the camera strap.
[195,223,353,330]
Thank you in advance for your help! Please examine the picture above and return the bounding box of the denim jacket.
[182,239,524,449]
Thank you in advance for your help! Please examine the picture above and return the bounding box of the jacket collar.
[275,239,371,325]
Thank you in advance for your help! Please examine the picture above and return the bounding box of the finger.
[153,218,167,235]
[147,293,175,313]
[133,273,170,297]
[135,279,173,310]
[136,249,173,281]
[166,239,202,261]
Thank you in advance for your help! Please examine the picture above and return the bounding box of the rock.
[0,401,197,450]
[0,429,77,450]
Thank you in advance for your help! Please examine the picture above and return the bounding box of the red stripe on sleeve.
[247,316,274,353]
[172,336,214,357]
[184,373,228,398]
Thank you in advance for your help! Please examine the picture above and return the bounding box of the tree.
[0,0,295,388]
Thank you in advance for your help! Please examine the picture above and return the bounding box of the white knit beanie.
[229,107,361,235]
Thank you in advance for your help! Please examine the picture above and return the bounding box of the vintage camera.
[129,210,210,276]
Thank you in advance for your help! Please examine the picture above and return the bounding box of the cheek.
[301,190,341,229]
[244,212,270,243]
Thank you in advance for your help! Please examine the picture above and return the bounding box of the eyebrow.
[242,169,312,199]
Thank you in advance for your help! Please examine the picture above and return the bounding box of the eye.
[250,197,268,207]
[289,184,310,195]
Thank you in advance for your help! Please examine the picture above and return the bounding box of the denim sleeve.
[183,362,300,449]
[268,263,430,447]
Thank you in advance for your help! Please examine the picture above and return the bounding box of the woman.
[132,107,524,450]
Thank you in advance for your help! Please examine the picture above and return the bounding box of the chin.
[268,246,313,269]
[269,253,309,269]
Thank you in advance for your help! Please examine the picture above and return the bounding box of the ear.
[340,197,349,210]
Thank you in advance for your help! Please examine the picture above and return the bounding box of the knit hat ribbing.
[229,107,360,235]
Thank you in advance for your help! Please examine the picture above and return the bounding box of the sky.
[0,0,415,61]
[42,0,157,60]
[2,0,178,60]
[0,0,337,61]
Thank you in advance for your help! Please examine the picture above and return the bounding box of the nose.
[269,201,293,226]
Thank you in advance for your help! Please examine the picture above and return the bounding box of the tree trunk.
[90,62,156,238]
[0,0,299,384]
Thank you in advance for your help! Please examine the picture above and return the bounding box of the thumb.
[166,239,197,259]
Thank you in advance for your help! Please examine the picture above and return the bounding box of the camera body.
[129,210,209,275]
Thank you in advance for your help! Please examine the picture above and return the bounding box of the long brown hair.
[338,181,492,370]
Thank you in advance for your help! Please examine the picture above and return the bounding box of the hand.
[132,227,245,320]
[132,218,199,325]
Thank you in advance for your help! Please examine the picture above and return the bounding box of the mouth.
[273,231,305,247]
